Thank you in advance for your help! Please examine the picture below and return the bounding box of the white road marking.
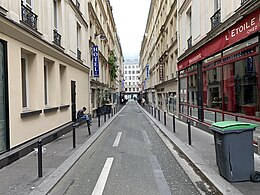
[91,157,114,195]
[142,130,151,145]
[112,132,122,147]
[149,155,172,195]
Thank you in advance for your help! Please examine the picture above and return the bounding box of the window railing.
[76,0,80,10]
[53,29,61,46]
[241,0,250,5]
[77,49,81,60]
[187,36,192,48]
[211,9,221,29]
[21,3,38,30]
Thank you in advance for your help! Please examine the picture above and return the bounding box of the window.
[129,76,131,80]
[214,0,221,12]
[133,88,135,92]
[44,59,55,107]
[133,76,135,80]
[23,0,33,8]
[53,0,58,29]
[77,23,81,60]
[128,71,131,74]
[59,64,67,105]
[125,71,127,74]
[132,71,135,74]
[21,56,28,108]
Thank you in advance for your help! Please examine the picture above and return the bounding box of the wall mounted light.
[94,33,107,40]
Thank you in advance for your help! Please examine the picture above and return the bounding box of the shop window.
[203,67,222,109]
[180,78,187,103]
[188,74,197,105]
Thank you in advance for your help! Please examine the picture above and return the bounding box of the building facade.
[123,59,140,99]
[0,0,123,157]
[177,0,260,129]
[88,0,123,117]
[140,0,260,129]
[139,0,178,115]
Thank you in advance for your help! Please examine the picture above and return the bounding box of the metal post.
[158,109,160,121]
[108,112,110,119]
[87,123,91,135]
[235,115,238,121]
[173,115,176,133]
[38,139,43,178]
[164,111,166,126]
[215,112,217,122]
[151,107,153,116]
[98,114,101,127]
[104,113,106,122]
[154,108,156,118]
[73,124,76,148]
[187,121,191,145]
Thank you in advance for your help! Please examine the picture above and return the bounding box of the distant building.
[123,59,140,99]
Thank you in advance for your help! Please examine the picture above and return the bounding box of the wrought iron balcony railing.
[241,0,250,5]
[211,9,221,29]
[53,29,61,46]
[187,36,192,48]
[77,49,81,60]
[21,4,38,30]
[76,0,80,10]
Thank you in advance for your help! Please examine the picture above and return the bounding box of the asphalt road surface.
[50,101,203,195]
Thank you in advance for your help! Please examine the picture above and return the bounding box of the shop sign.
[146,64,149,78]
[178,9,260,70]
[92,46,99,77]
[159,64,163,79]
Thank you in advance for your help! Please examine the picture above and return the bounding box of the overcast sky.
[110,0,151,59]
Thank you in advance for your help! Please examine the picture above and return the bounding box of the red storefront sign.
[178,9,260,71]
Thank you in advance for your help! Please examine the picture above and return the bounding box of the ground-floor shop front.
[178,9,260,129]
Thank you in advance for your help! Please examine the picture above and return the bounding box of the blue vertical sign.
[92,46,99,77]
[146,64,149,79]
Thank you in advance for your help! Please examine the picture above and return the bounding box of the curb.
[141,105,243,195]
[29,106,126,195]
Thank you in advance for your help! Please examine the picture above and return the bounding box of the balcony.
[53,29,61,46]
[21,4,38,30]
[76,0,80,10]
[77,49,81,60]
[211,9,221,29]
[187,36,192,48]
[241,0,250,4]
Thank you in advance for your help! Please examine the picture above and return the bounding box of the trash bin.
[210,121,258,182]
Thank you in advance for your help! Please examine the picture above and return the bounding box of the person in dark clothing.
[77,107,92,125]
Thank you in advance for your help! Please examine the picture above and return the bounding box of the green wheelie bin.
[210,121,260,182]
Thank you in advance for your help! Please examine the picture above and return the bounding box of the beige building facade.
[140,0,178,115]
[88,0,123,117]
[0,0,122,157]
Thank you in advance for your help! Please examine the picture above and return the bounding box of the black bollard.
[164,111,166,126]
[87,123,91,135]
[151,107,153,116]
[155,108,156,118]
[187,121,191,145]
[215,112,217,122]
[73,123,76,148]
[108,112,110,119]
[98,114,101,127]
[104,113,106,122]
[158,109,160,121]
[235,115,238,121]
[38,139,43,178]
[173,115,176,133]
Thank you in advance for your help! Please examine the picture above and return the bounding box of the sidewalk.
[141,104,260,195]
[0,107,124,195]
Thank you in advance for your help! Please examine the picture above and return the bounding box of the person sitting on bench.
[77,107,92,126]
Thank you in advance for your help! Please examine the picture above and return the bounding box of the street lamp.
[94,33,107,40]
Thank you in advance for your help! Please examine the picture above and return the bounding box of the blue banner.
[92,46,99,77]
[146,64,149,79]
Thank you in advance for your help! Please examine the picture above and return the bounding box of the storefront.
[0,40,9,153]
[178,9,260,127]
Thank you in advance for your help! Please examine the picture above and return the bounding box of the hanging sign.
[92,46,99,77]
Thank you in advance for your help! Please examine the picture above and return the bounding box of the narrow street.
[50,101,202,195]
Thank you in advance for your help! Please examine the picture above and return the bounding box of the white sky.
[110,0,151,59]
